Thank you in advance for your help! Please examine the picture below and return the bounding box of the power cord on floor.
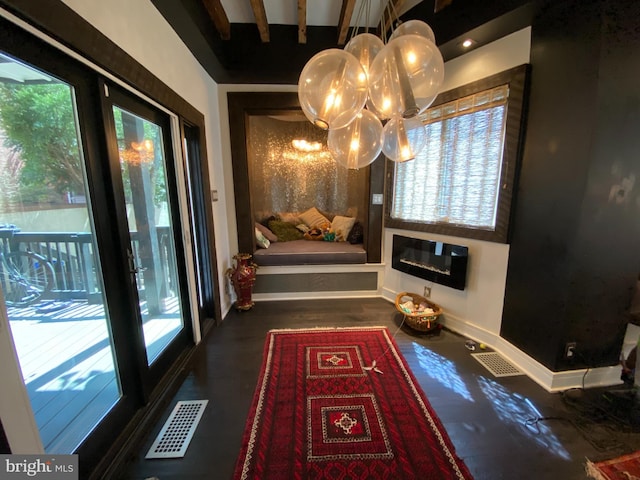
[522,350,640,453]
[524,415,572,435]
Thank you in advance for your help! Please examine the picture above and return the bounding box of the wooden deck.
[7,298,181,453]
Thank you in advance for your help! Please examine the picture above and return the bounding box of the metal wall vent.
[472,352,523,377]
[145,400,208,459]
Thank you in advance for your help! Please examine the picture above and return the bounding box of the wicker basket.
[395,292,443,332]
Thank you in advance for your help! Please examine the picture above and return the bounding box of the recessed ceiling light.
[462,39,475,48]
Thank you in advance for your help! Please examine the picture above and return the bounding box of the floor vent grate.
[472,352,524,377]
[145,400,208,459]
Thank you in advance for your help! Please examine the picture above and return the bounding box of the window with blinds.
[385,65,529,244]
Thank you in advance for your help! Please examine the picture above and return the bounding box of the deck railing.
[0,227,174,303]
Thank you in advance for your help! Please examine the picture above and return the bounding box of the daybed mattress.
[253,239,366,266]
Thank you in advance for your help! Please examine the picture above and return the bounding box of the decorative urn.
[226,253,258,310]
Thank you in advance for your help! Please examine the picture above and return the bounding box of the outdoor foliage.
[0,82,84,204]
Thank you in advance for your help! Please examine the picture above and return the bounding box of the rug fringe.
[585,460,609,480]
[268,326,388,333]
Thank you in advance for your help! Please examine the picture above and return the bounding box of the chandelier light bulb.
[345,33,385,82]
[381,115,427,162]
[390,19,436,45]
[328,109,383,169]
[368,34,444,120]
[298,49,368,131]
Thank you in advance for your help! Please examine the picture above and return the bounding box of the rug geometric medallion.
[233,327,473,479]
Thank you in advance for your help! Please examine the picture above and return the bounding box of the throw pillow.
[299,207,330,229]
[255,227,270,249]
[268,220,304,242]
[330,215,356,241]
[255,222,278,242]
[347,221,364,244]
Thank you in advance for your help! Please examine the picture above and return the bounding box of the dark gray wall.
[501,0,640,371]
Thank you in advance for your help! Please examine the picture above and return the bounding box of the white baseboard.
[442,311,623,392]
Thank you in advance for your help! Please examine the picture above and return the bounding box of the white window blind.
[391,84,509,230]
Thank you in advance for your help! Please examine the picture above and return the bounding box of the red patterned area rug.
[233,327,472,479]
[586,450,640,480]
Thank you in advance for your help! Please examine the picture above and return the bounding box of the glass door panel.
[112,106,185,365]
[0,53,120,453]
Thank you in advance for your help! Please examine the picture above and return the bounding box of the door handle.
[127,248,139,274]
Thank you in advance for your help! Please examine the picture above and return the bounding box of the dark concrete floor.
[119,298,640,479]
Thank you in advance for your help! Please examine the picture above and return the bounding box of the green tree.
[0,82,83,203]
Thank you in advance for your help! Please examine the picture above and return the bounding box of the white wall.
[381,28,532,338]
[0,289,42,453]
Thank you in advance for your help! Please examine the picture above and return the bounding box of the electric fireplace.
[392,235,468,290]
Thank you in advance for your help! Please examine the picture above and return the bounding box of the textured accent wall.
[248,115,368,224]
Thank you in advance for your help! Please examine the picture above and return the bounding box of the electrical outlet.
[424,286,431,298]
[565,342,577,359]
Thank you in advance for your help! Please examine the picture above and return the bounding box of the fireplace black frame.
[391,235,469,290]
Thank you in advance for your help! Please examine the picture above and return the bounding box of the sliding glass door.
[0,16,195,474]
[101,84,192,383]
[0,51,122,456]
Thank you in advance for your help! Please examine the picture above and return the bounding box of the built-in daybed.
[252,206,366,266]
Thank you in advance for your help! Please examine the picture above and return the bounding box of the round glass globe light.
[368,34,444,120]
[345,33,385,81]
[390,19,436,44]
[328,109,383,169]
[298,49,368,130]
[381,115,427,162]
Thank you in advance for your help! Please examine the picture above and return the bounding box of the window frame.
[384,64,530,244]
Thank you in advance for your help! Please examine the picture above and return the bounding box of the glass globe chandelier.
[297,0,444,169]
[328,109,383,169]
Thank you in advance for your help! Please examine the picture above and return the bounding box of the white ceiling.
[220,0,424,27]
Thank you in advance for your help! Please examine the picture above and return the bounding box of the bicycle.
[0,249,55,307]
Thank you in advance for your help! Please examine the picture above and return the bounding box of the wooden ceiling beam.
[298,0,307,44]
[201,0,230,40]
[379,0,404,38]
[250,0,270,42]
[337,0,357,45]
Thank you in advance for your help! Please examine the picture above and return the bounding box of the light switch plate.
[372,193,383,205]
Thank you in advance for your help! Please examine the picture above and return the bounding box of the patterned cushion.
[255,227,270,249]
[330,216,356,241]
[299,207,330,229]
[255,222,278,242]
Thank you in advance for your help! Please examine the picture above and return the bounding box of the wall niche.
[228,92,384,262]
